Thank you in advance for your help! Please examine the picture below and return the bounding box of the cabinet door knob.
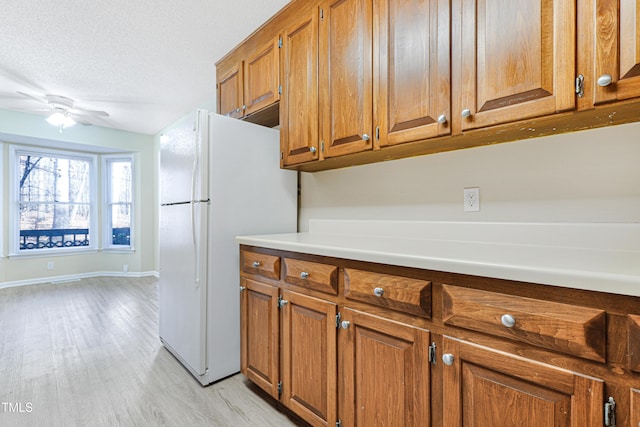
[437,114,447,124]
[373,287,384,297]
[239,286,246,291]
[501,314,516,328]
[442,353,455,365]
[341,320,351,329]
[461,109,472,118]
[300,271,310,279]
[252,261,261,267]
[242,104,247,110]
[310,146,317,154]
[597,74,612,87]
[362,133,370,141]
[235,107,242,113]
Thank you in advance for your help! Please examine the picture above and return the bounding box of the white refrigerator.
[159,110,297,386]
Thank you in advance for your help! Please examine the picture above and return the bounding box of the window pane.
[20,203,90,231]
[111,204,130,245]
[19,155,91,203]
[110,161,132,203]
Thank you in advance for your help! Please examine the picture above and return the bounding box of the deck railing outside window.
[19,227,130,250]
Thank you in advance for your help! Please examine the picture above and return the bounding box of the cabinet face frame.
[244,37,280,116]
[217,61,245,118]
[281,9,320,166]
[453,0,576,133]
[374,0,451,147]
[281,290,337,427]
[319,0,374,158]
[441,336,603,427]
[339,308,431,427]
[240,278,280,399]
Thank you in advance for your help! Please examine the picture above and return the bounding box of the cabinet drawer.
[442,285,606,362]
[241,251,280,280]
[284,258,338,295]
[344,269,431,318]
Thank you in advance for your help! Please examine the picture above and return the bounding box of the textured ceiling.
[0,0,290,135]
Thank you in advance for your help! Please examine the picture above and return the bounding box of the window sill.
[9,248,99,259]
[101,247,135,254]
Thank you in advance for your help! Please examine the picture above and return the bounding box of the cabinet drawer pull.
[373,287,384,297]
[252,261,261,267]
[442,353,455,365]
[300,271,310,279]
[501,314,516,328]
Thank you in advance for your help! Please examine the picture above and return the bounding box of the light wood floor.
[0,276,306,427]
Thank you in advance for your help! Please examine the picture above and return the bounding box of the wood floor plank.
[0,277,307,427]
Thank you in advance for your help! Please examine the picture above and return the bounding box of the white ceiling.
[0,0,290,135]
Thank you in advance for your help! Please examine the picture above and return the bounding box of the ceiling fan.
[16,91,110,132]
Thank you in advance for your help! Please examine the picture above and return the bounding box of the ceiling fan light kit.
[46,110,76,132]
[14,91,109,132]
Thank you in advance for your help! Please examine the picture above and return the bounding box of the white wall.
[299,122,640,230]
[0,109,156,286]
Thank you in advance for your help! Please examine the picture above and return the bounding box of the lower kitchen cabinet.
[240,278,280,398]
[441,336,603,427]
[239,246,640,426]
[281,290,338,427]
[339,308,431,427]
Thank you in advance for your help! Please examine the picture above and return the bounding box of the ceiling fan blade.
[17,91,47,104]
[11,107,51,112]
[68,113,95,125]
[71,107,109,117]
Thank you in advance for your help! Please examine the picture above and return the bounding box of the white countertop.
[236,220,640,297]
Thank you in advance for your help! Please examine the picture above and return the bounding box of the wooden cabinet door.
[244,37,280,116]
[340,308,431,427]
[441,336,603,427]
[591,0,640,104]
[375,0,451,147]
[454,0,576,132]
[281,10,320,166]
[217,61,245,118]
[240,278,280,399]
[281,290,337,427]
[320,0,374,158]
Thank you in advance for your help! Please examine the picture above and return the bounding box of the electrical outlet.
[464,187,480,212]
[47,261,54,270]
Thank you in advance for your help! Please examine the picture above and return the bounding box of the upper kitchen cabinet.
[216,36,280,124]
[375,0,451,147]
[244,37,281,116]
[280,8,320,166]
[578,0,640,107]
[453,0,576,133]
[319,0,374,158]
[216,61,245,119]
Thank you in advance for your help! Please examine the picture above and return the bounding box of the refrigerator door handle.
[191,202,200,287]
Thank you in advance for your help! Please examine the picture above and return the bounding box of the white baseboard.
[0,271,159,290]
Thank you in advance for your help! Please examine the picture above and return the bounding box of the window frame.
[102,154,135,252]
[9,145,98,257]
[0,144,3,259]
